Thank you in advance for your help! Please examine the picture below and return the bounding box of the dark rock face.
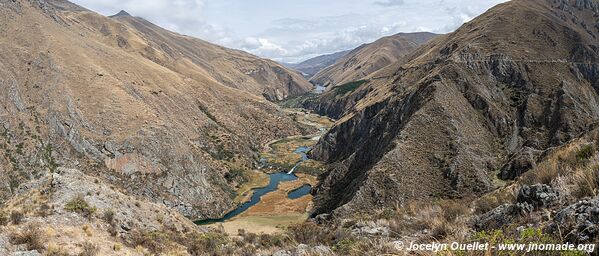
[517,184,560,209]
[308,0,599,217]
[500,148,544,180]
[549,197,599,243]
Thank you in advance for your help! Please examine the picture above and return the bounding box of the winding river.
[195,109,332,226]
[194,171,306,225]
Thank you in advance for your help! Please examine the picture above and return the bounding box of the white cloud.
[71,0,508,63]
[373,0,405,7]
[71,0,231,43]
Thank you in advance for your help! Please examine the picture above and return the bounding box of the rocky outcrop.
[0,167,202,255]
[475,184,560,231]
[517,184,560,209]
[475,203,533,231]
[549,196,599,243]
[310,0,599,217]
[500,147,544,180]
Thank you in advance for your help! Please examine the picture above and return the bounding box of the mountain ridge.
[310,32,438,88]
[309,0,599,217]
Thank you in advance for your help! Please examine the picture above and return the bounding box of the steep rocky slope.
[310,32,437,88]
[310,0,599,217]
[0,168,202,255]
[0,0,312,220]
[284,50,350,79]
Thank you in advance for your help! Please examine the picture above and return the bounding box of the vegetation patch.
[278,93,318,108]
[65,195,97,218]
[9,223,45,251]
[576,144,594,162]
[333,80,369,96]
[43,144,59,173]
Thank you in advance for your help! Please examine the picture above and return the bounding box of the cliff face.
[0,0,311,219]
[310,0,599,216]
[310,32,437,88]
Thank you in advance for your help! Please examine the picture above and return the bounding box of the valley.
[0,0,598,255]
[198,108,334,234]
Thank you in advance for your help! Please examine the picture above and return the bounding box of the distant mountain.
[284,50,351,79]
[310,32,438,88]
[308,0,599,216]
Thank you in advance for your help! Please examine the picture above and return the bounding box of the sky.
[70,0,508,63]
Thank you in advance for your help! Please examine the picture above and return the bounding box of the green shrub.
[131,230,169,254]
[333,238,358,255]
[224,168,248,183]
[65,195,97,218]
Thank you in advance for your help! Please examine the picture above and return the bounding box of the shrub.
[9,223,44,251]
[65,195,97,218]
[10,210,24,225]
[572,165,599,198]
[37,203,52,217]
[131,230,169,254]
[101,209,115,224]
[334,238,358,255]
[79,241,98,256]
[333,80,369,96]
[286,222,334,245]
[186,232,229,254]
[258,233,290,248]
[0,211,8,226]
[576,144,594,162]
[45,244,70,256]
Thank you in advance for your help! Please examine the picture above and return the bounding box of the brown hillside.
[0,0,311,219]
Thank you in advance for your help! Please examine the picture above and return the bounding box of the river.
[194,109,333,230]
